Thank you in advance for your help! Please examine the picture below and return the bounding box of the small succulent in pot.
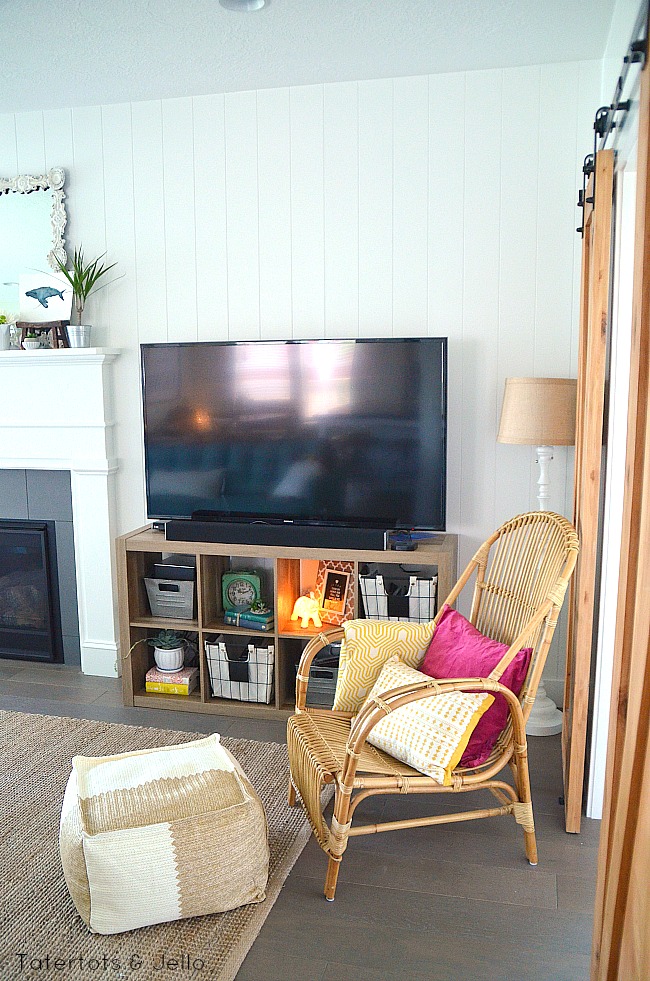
[147,629,184,650]
[147,630,185,671]
[249,600,270,614]
[22,330,41,350]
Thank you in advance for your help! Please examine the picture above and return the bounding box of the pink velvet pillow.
[420,604,532,768]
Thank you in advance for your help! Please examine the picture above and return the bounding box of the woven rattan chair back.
[457,511,579,711]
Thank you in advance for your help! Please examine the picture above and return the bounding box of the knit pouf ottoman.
[59,733,269,934]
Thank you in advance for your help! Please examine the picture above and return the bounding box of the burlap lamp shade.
[497,377,577,446]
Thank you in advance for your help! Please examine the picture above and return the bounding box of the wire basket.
[205,634,274,704]
[359,572,437,623]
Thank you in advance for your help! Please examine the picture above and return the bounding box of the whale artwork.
[19,272,72,322]
[24,285,66,308]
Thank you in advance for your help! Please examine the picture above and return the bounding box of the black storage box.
[153,562,196,581]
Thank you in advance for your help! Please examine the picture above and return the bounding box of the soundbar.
[165,519,388,551]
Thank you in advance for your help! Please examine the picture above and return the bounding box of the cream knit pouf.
[59,733,269,935]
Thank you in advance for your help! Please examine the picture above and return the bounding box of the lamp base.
[526,681,563,736]
[536,445,553,511]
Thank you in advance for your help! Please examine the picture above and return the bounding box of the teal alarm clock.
[221,571,262,612]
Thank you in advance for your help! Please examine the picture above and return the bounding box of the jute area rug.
[0,710,315,981]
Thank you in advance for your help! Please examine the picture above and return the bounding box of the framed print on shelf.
[315,560,354,626]
[19,272,73,323]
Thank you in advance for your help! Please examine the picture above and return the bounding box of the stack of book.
[223,607,274,632]
[145,665,199,695]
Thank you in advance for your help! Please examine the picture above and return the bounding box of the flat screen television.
[141,338,447,531]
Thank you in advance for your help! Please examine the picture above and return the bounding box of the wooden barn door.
[563,149,614,834]
[592,54,650,980]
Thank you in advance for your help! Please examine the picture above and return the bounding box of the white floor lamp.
[497,376,578,736]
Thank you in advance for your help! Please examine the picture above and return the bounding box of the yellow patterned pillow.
[332,618,435,713]
[358,655,494,785]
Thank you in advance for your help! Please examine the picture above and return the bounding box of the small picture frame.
[315,561,354,625]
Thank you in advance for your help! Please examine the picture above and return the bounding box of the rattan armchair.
[287,511,579,901]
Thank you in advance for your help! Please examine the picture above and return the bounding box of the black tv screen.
[141,338,447,530]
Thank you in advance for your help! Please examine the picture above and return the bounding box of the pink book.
[145,665,198,685]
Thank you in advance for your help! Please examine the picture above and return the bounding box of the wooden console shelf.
[117,526,458,720]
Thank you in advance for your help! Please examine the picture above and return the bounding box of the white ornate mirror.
[0,168,67,316]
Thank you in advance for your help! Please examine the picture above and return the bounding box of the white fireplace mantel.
[0,348,120,677]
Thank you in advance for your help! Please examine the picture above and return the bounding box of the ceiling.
[1,0,616,113]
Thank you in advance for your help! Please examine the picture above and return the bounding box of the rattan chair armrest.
[294,627,345,711]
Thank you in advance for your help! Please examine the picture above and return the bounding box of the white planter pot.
[153,645,185,672]
[0,323,11,350]
[22,338,41,350]
[67,325,92,348]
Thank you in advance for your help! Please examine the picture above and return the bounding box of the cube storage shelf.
[117,526,458,719]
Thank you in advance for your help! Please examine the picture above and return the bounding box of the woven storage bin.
[59,734,269,935]
[206,635,274,704]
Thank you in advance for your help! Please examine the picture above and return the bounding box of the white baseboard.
[81,641,120,678]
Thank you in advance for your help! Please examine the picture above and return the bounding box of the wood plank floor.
[0,661,600,981]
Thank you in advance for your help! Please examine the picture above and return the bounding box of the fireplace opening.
[0,520,63,663]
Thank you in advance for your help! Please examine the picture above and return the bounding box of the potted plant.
[22,330,41,350]
[147,629,186,672]
[53,246,120,348]
[0,311,14,350]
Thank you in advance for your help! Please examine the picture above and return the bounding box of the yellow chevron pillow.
[359,655,494,785]
[332,618,435,713]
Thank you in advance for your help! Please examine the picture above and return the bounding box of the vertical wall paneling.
[131,101,167,343]
[161,97,197,340]
[324,81,359,338]
[0,114,18,175]
[460,70,503,569]
[101,105,136,350]
[43,109,73,176]
[224,90,260,339]
[531,64,582,519]
[428,72,466,533]
[256,88,292,340]
[495,66,541,527]
[193,93,229,341]
[393,76,429,336]
[358,78,393,337]
[290,84,325,337]
[70,106,107,326]
[536,64,581,376]
[14,111,46,176]
[101,103,143,531]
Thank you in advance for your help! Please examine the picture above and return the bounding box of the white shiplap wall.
[0,61,600,699]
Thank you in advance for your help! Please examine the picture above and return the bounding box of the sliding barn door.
[563,149,614,834]
[592,56,650,980]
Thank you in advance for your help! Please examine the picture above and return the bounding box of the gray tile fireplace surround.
[0,469,81,665]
